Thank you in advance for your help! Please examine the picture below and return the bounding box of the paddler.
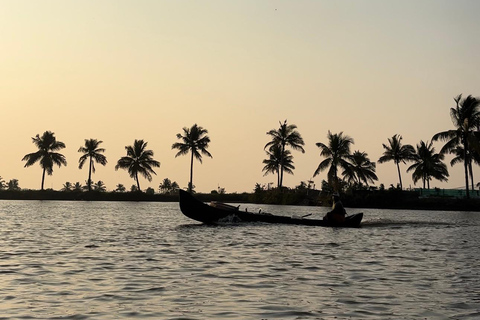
[324,192,346,223]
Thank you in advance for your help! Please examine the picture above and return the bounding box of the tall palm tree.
[378,134,415,190]
[407,140,449,189]
[449,145,480,191]
[432,94,480,198]
[262,145,295,188]
[78,139,107,192]
[264,120,305,189]
[344,150,378,187]
[22,131,67,190]
[115,139,160,191]
[313,131,354,191]
[172,124,212,193]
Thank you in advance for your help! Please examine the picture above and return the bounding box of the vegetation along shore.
[1,94,480,211]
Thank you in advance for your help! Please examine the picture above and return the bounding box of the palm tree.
[262,145,295,188]
[61,182,73,192]
[0,177,6,190]
[264,120,305,189]
[378,134,415,190]
[7,179,20,191]
[22,131,67,190]
[449,145,480,191]
[78,139,107,192]
[73,182,83,192]
[115,139,160,191]
[313,131,354,191]
[92,180,107,192]
[407,140,449,189]
[172,124,212,193]
[344,150,378,187]
[432,94,480,198]
[115,183,126,192]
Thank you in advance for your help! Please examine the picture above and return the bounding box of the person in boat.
[324,192,346,223]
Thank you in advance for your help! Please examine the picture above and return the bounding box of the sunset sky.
[1,0,479,193]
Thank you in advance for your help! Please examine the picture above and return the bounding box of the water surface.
[0,200,479,319]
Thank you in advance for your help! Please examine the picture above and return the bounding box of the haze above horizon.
[1,1,479,193]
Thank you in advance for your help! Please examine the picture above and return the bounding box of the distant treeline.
[1,188,479,212]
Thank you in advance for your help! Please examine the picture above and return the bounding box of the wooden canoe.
[179,190,363,228]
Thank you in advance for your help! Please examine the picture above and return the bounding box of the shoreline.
[0,190,479,212]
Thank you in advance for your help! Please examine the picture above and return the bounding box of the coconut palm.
[115,184,126,192]
[407,140,449,189]
[78,139,107,192]
[115,139,160,191]
[7,179,20,191]
[73,182,83,192]
[432,94,480,198]
[61,182,73,192]
[262,145,295,188]
[264,120,305,188]
[22,131,67,190]
[92,180,107,192]
[378,134,415,190]
[449,144,480,191]
[344,150,378,187]
[313,131,354,191]
[172,124,212,193]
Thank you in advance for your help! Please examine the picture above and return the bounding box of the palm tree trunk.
[469,161,474,191]
[136,172,141,191]
[463,141,470,199]
[41,168,46,191]
[279,143,285,189]
[189,150,194,193]
[88,156,93,192]
[396,162,403,189]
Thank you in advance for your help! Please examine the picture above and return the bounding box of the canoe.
[178,189,363,228]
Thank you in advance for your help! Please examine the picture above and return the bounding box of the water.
[0,200,479,319]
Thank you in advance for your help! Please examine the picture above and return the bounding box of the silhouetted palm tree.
[432,94,480,198]
[22,131,67,190]
[115,139,160,191]
[313,131,354,191]
[61,182,73,192]
[73,182,83,192]
[449,144,480,191]
[92,180,107,192]
[344,150,378,187]
[115,184,126,192]
[262,145,295,188]
[407,140,449,189]
[7,179,20,191]
[78,139,107,192]
[265,120,305,189]
[0,176,6,190]
[172,124,212,193]
[378,134,415,190]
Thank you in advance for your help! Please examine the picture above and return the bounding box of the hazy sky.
[1,0,479,193]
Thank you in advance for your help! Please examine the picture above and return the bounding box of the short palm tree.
[22,131,67,190]
[0,177,6,190]
[61,182,73,192]
[115,183,126,192]
[115,139,160,191]
[407,140,449,189]
[378,134,415,190]
[262,145,295,188]
[344,150,378,187]
[7,179,20,191]
[172,124,212,193]
[92,180,107,192]
[73,182,83,192]
[264,120,305,188]
[432,94,480,198]
[313,131,354,191]
[78,139,107,192]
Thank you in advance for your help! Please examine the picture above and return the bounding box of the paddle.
[301,213,312,218]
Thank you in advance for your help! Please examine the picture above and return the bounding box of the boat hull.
[179,190,363,228]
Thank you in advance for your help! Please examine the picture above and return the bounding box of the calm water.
[0,200,479,319]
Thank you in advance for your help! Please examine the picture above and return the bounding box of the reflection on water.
[0,200,479,319]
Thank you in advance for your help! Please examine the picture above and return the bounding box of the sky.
[1,0,479,193]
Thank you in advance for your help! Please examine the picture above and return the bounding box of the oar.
[301,213,312,218]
